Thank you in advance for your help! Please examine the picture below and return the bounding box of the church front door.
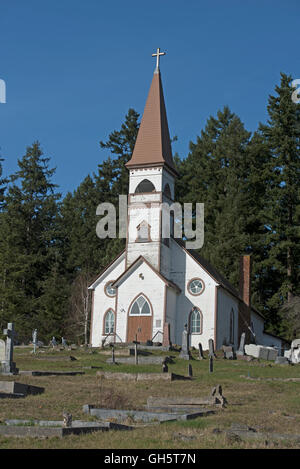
[127,315,153,343]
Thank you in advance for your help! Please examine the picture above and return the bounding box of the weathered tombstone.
[179,324,191,360]
[162,362,168,373]
[188,364,193,377]
[162,322,171,349]
[208,339,216,359]
[1,323,18,375]
[61,337,67,348]
[236,332,246,356]
[222,345,236,360]
[209,356,213,373]
[32,329,38,354]
[133,335,140,365]
[198,342,204,360]
[0,340,5,362]
[110,343,116,364]
[51,337,57,348]
[62,411,72,428]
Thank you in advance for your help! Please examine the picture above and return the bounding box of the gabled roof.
[88,250,126,290]
[174,238,265,320]
[125,70,178,177]
[112,255,181,293]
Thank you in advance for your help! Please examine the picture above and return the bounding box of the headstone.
[208,339,216,359]
[198,342,204,360]
[62,411,72,428]
[236,332,246,356]
[222,345,236,360]
[275,356,290,365]
[209,356,213,373]
[245,344,278,361]
[1,323,18,375]
[110,343,116,364]
[188,364,193,377]
[179,324,191,360]
[162,322,171,349]
[51,337,57,348]
[61,337,67,348]
[32,329,38,354]
[162,362,168,373]
[0,340,5,362]
[290,339,300,364]
[133,335,140,365]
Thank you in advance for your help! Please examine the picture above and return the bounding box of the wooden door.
[127,315,153,343]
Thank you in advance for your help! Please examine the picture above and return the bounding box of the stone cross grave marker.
[179,324,191,360]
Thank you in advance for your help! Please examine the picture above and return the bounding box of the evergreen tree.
[259,73,300,329]
[176,107,253,288]
[0,142,61,341]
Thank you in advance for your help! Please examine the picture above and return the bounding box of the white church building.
[89,50,283,351]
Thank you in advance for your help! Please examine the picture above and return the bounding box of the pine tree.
[259,73,300,329]
[0,142,61,341]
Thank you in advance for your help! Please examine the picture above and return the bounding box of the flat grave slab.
[82,405,215,424]
[0,381,44,396]
[96,371,191,382]
[106,356,173,365]
[19,370,85,377]
[0,419,132,438]
[0,392,25,399]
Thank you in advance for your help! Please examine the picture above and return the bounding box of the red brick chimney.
[239,255,251,307]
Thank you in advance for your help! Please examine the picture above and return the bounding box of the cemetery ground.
[0,346,300,449]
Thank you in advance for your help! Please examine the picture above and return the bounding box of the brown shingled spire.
[126,67,178,176]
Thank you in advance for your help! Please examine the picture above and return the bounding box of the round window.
[188,278,204,296]
[105,281,116,297]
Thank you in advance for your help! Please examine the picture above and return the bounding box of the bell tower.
[125,49,178,276]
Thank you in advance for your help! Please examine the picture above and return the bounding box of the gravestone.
[208,339,216,359]
[188,364,193,377]
[209,356,213,373]
[236,332,246,356]
[32,329,37,354]
[162,362,168,373]
[0,340,5,362]
[110,343,116,365]
[61,337,67,348]
[198,343,204,360]
[222,345,236,360]
[179,324,191,360]
[1,323,18,375]
[162,322,171,349]
[133,336,140,365]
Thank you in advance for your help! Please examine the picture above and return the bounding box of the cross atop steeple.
[152,48,166,72]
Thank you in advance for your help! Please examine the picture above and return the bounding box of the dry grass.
[0,346,299,449]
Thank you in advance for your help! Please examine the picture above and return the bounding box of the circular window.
[188,278,205,296]
[105,281,116,297]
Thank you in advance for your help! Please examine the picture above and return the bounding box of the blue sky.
[1,0,299,196]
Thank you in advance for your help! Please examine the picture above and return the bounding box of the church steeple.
[126,49,178,177]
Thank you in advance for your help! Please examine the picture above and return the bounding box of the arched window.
[104,309,115,334]
[130,295,151,316]
[190,308,202,334]
[136,220,151,242]
[163,183,172,198]
[135,179,156,194]
[229,308,234,344]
